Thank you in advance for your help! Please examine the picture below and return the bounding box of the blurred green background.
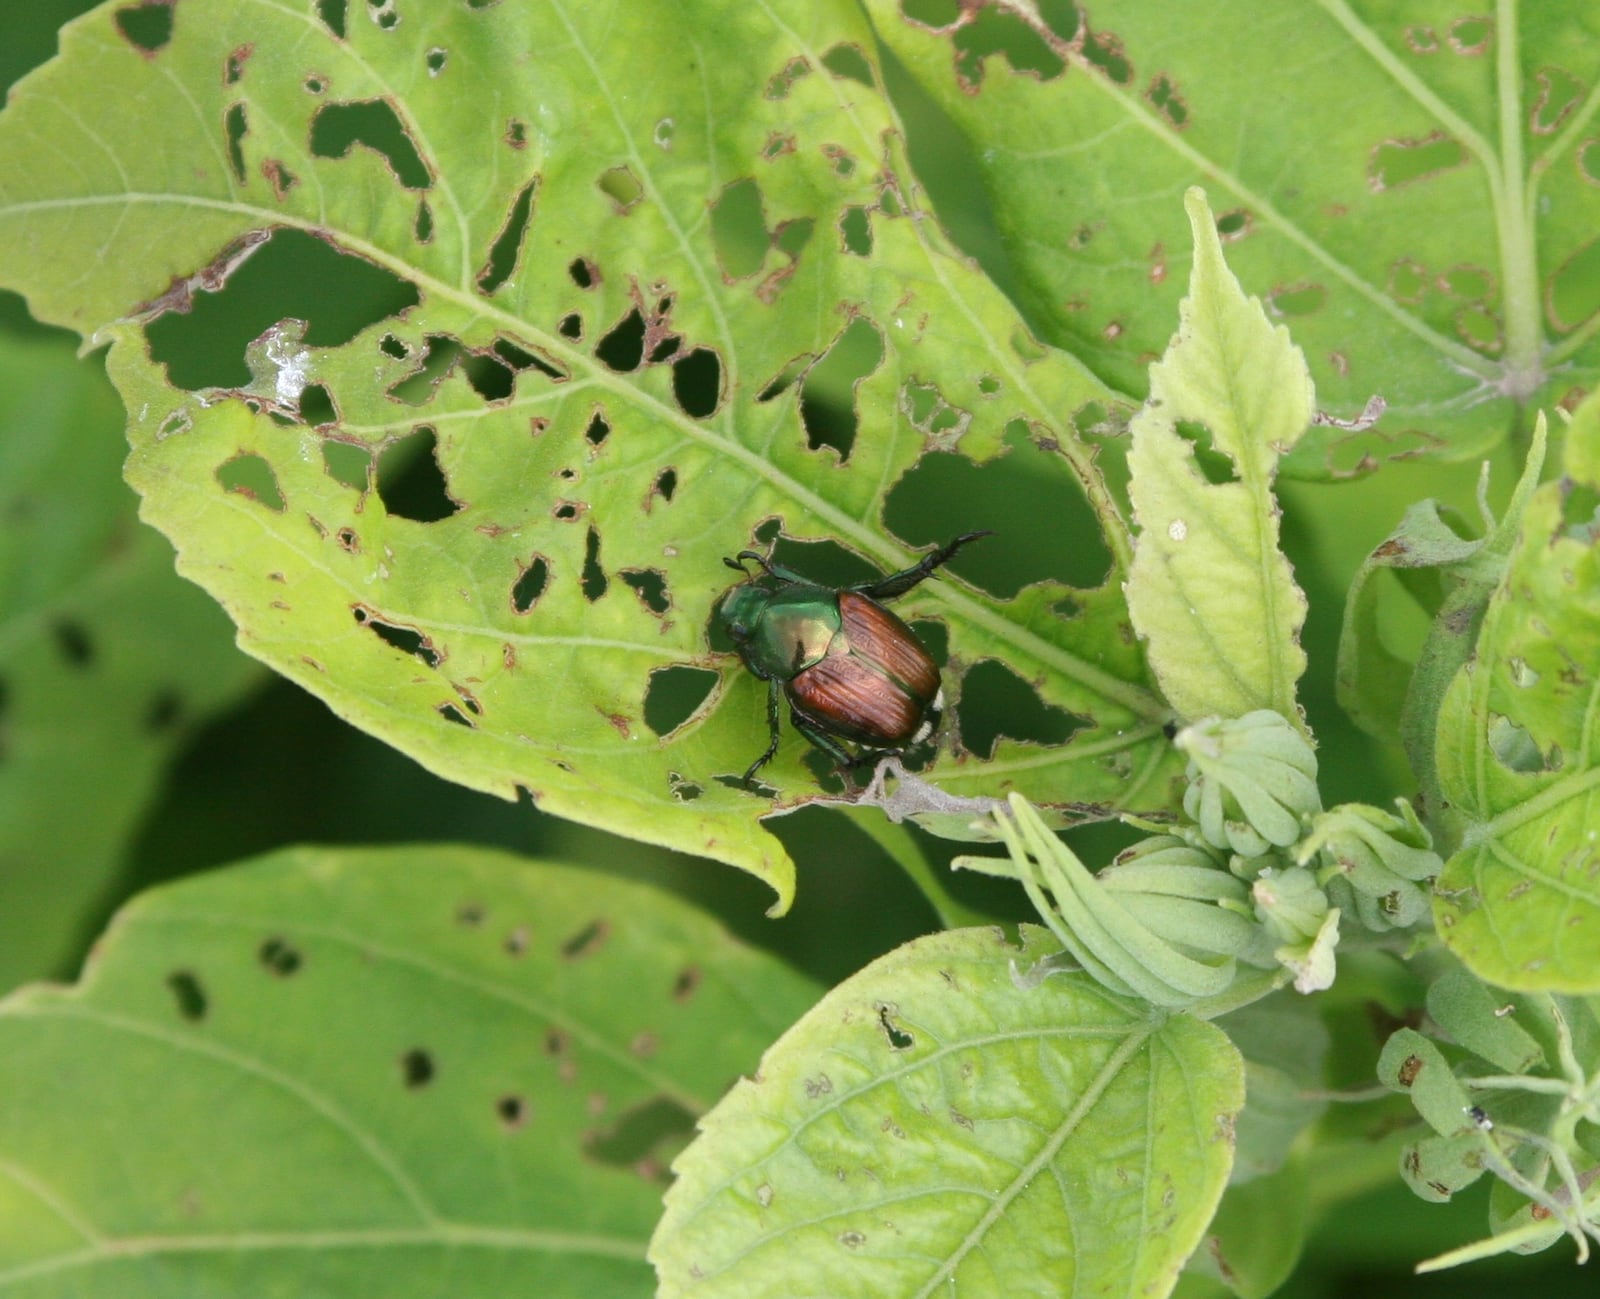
[0,3,1585,1294]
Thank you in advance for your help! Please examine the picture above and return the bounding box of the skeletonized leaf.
[0,0,1178,913]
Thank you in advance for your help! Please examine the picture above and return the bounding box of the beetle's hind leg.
[858,530,993,601]
[740,678,785,785]
[789,707,859,775]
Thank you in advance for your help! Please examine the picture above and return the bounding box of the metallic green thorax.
[719,583,840,681]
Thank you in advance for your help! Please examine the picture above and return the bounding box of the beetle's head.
[717,581,774,646]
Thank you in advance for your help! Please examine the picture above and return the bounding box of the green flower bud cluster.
[968,710,1442,1012]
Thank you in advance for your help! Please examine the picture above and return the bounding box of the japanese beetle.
[718,532,991,784]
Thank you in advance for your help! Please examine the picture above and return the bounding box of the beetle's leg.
[789,707,859,773]
[741,678,785,785]
[856,530,994,600]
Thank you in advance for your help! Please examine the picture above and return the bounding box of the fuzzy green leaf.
[0,0,1181,914]
[0,845,821,1296]
[651,925,1245,1298]
[1432,426,1600,991]
[1125,190,1311,726]
[868,1,1600,470]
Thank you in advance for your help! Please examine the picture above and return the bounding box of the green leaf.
[0,334,258,993]
[1125,191,1311,727]
[1432,425,1600,991]
[651,925,1245,1298]
[0,844,821,1296]
[1194,1157,1310,1299]
[0,0,1180,914]
[1339,421,1547,802]
[867,2,1600,469]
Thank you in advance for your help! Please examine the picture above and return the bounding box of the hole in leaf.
[903,0,962,29]
[884,421,1110,592]
[598,165,643,212]
[1269,283,1326,317]
[758,353,810,403]
[478,178,536,294]
[217,452,286,511]
[568,257,597,289]
[1146,74,1188,128]
[376,426,460,521]
[1175,419,1238,485]
[401,1048,434,1089]
[621,568,670,614]
[1448,16,1492,54]
[764,55,811,99]
[438,702,473,727]
[559,313,582,339]
[553,501,583,521]
[1532,67,1583,134]
[840,206,872,256]
[52,620,94,669]
[673,966,702,1001]
[650,467,677,505]
[585,410,611,447]
[596,308,646,372]
[581,527,607,600]
[877,1003,914,1050]
[147,230,420,390]
[259,936,303,977]
[299,382,337,426]
[956,660,1081,759]
[310,99,432,189]
[167,970,207,1022]
[322,440,371,491]
[1488,715,1552,773]
[646,667,718,737]
[1081,25,1132,84]
[462,350,515,401]
[1215,208,1252,241]
[1369,133,1469,190]
[426,47,446,76]
[822,42,874,85]
[951,6,1064,90]
[710,177,769,280]
[353,605,443,668]
[414,199,434,242]
[800,316,883,461]
[1389,258,1428,303]
[225,103,248,183]
[512,555,549,613]
[1455,303,1501,350]
[493,337,565,380]
[1579,140,1600,186]
[497,1095,528,1129]
[561,918,609,959]
[668,772,703,801]
[1547,235,1600,332]
[585,1096,695,1178]
[116,2,174,53]
[672,347,722,417]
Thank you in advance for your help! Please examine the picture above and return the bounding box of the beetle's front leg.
[857,530,993,601]
[741,677,785,785]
